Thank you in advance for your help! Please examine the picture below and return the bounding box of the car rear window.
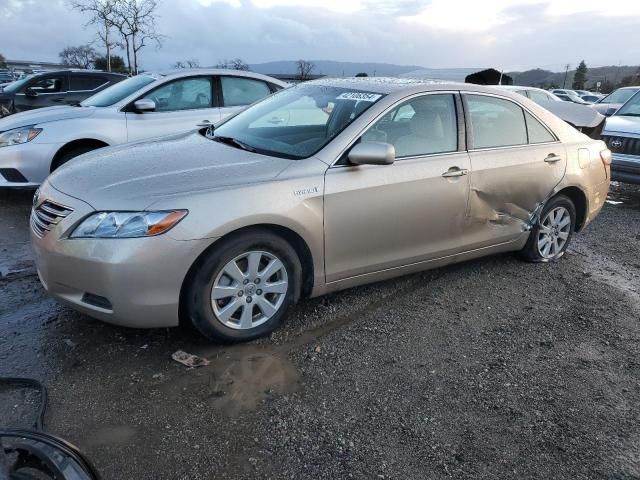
[70,75,107,91]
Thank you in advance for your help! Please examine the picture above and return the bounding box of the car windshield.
[601,88,639,104]
[211,84,385,159]
[81,74,157,107]
[615,91,640,116]
[2,74,35,93]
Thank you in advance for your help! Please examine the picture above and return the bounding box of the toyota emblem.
[609,138,623,149]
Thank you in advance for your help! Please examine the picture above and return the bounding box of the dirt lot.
[1,183,639,479]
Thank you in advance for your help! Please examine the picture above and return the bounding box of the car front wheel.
[521,194,576,262]
[186,230,301,342]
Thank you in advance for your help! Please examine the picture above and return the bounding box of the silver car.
[0,69,287,187]
[31,78,611,342]
[593,86,640,116]
[600,89,640,184]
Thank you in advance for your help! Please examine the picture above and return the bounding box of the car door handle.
[51,98,65,103]
[442,167,468,178]
[544,154,562,163]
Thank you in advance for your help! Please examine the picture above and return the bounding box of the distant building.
[5,60,66,74]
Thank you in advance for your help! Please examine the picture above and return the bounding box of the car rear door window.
[525,111,555,144]
[361,94,458,158]
[221,77,272,107]
[70,75,107,91]
[141,77,213,112]
[466,95,527,149]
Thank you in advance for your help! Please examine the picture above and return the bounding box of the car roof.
[304,76,497,94]
[27,69,126,77]
[495,85,547,92]
[146,68,289,86]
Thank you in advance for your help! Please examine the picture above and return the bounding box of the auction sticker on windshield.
[336,92,382,102]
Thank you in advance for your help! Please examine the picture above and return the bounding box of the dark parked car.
[0,70,125,117]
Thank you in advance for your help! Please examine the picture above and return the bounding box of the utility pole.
[562,64,570,89]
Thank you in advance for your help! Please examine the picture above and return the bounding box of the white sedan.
[0,69,287,187]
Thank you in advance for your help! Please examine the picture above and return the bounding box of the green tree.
[355,72,368,77]
[95,54,127,73]
[572,60,588,90]
[0,53,6,68]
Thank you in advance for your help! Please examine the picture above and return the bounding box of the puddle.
[607,183,640,209]
[163,346,300,417]
[161,273,433,417]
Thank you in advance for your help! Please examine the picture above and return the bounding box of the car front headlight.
[70,210,188,238]
[0,126,42,147]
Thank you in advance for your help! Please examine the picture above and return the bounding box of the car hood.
[537,100,606,139]
[47,131,294,210]
[0,105,97,130]
[602,114,640,135]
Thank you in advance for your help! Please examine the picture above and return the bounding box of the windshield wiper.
[211,135,257,152]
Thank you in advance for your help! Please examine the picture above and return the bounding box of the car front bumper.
[611,153,640,185]
[31,183,214,328]
[0,141,62,187]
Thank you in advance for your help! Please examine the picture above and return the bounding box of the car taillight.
[600,149,612,166]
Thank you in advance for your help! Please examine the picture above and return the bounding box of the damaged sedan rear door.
[462,93,567,247]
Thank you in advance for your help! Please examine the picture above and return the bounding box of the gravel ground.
[1,183,639,479]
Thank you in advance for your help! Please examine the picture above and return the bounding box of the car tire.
[520,194,576,262]
[52,146,100,171]
[185,229,302,342]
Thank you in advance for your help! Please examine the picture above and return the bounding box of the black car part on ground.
[0,377,100,480]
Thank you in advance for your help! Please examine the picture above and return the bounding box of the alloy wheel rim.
[211,251,288,330]
[537,206,571,259]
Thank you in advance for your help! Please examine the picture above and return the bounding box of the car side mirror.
[134,99,156,113]
[348,142,395,166]
[25,87,38,97]
[605,106,617,117]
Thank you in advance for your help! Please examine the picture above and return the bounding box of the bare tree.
[173,59,200,69]
[59,45,99,69]
[70,0,119,72]
[296,60,315,81]
[112,0,163,74]
[215,58,249,71]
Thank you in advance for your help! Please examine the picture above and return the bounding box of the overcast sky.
[2,0,639,71]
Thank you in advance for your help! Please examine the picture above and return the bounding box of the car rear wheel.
[186,230,301,342]
[521,195,576,262]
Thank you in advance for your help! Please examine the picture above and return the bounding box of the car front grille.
[31,200,74,238]
[602,135,640,157]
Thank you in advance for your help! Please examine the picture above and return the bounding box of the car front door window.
[361,94,458,157]
[142,77,213,112]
